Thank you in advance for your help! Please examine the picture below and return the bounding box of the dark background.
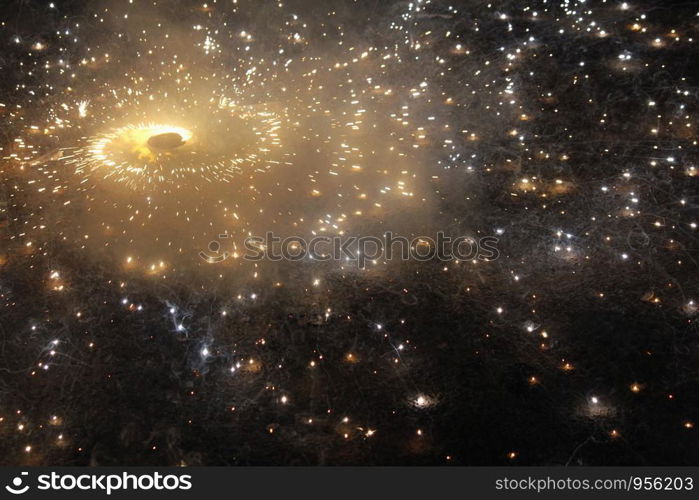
[0,0,698,465]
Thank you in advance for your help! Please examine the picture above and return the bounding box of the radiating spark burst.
[67,104,285,192]
[77,100,89,118]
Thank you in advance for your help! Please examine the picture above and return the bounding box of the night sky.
[1,0,698,465]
